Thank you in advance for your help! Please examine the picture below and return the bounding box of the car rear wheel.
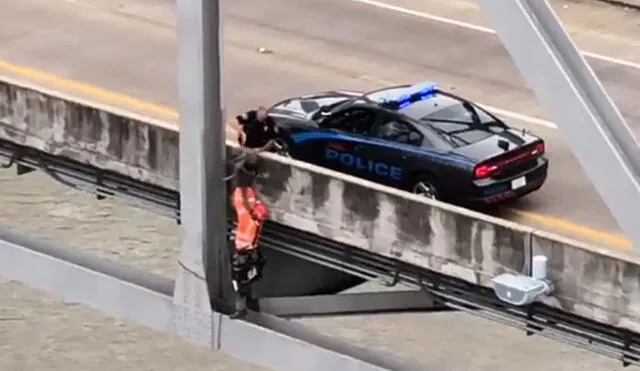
[411,178,440,200]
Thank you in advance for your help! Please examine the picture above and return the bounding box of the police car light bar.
[383,81,439,109]
[403,81,439,97]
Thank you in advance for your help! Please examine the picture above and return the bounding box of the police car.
[268,82,549,205]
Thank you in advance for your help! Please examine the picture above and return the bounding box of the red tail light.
[474,141,544,180]
[532,142,545,156]
[474,163,498,179]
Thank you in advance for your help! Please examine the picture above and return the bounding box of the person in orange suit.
[232,187,269,253]
[229,174,270,318]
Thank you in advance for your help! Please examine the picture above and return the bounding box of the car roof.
[363,84,464,117]
[361,84,508,149]
[270,84,472,129]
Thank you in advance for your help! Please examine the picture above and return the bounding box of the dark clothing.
[236,110,277,149]
[230,249,265,288]
[229,227,266,319]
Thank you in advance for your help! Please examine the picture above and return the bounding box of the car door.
[313,106,378,177]
[362,113,426,188]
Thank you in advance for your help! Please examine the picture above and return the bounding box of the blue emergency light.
[380,81,438,109]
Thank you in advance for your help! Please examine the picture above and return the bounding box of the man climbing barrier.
[225,107,280,318]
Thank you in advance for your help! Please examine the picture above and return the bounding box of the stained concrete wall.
[258,151,640,331]
[2,76,640,331]
[255,152,532,287]
[533,231,640,331]
[0,77,180,190]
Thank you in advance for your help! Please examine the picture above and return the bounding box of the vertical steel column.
[474,0,640,252]
[175,0,233,345]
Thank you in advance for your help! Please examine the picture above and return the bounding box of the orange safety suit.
[232,187,270,252]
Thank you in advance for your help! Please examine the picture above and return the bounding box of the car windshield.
[425,101,495,125]
[402,97,506,147]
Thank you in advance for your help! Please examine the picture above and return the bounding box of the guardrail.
[2,75,640,335]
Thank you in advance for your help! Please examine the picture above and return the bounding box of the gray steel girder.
[474,0,640,252]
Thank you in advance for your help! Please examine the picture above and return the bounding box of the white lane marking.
[352,0,640,71]
[481,104,557,129]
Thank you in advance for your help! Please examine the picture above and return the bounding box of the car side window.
[373,117,423,147]
[323,108,376,135]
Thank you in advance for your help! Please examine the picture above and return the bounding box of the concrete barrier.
[255,152,532,287]
[0,77,179,190]
[2,75,640,330]
[532,230,640,332]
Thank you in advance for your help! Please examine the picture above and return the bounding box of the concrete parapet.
[254,150,531,287]
[256,150,640,330]
[0,77,180,190]
[532,230,640,332]
[2,75,640,329]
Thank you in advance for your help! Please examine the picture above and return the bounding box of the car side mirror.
[313,106,328,118]
[314,108,333,124]
[318,106,332,117]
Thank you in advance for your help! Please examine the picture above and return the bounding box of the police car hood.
[269,90,362,121]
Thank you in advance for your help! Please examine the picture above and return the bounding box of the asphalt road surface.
[1,0,639,370]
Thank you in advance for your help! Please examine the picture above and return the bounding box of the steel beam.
[0,228,175,333]
[0,227,421,371]
[176,0,233,344]
[257,290,452,318]
[474,0,640,252]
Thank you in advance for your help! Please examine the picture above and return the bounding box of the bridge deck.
[1,0,640,369]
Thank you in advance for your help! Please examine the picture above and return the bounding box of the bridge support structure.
[474,0,640,252]
[174,0,233,345]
